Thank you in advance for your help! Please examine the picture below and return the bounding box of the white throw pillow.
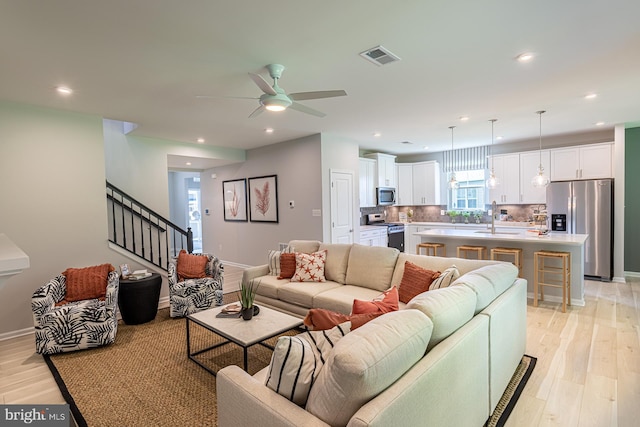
[291,250,327,282]
[429,265,460,290]
[267,246,294,276]
[265,322,351,406]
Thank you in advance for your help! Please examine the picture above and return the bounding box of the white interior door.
[330,170,354,244]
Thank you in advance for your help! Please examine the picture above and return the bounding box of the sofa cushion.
[352,286,399,314]
[311,285,389,315]
[319,243,352,284]
[345,244,400,292]
[291,250,327,283]
[277,281,342,308]
[406,285,477,350]
[265,322,350,406]
[288,240,321,254]
[429,265,460,290]
[254,275,290,300]
[306,310,433,426]
[63,264,114,302]
[398,261,441,303]
[453,263,518,314]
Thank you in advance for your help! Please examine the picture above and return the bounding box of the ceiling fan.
[237,64,347,118]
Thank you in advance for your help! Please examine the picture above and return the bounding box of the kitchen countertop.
[404,221,535,228]
[415,228,588,246]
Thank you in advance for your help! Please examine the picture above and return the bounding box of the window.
[447,169,485,211]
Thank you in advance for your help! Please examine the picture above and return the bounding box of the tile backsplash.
[366,204,546,224]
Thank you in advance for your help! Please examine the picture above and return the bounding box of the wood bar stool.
[456,245,487,260]
[416,242,445,256]
[533,250,571,312]
[491,247,523,277]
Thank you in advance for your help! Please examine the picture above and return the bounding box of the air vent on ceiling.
[359,45,401,66]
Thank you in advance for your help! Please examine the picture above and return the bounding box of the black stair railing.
[106,181,193,270]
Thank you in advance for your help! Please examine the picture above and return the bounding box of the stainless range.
[366,213,405,252]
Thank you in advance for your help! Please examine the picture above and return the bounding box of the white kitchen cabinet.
[364,153,397,188]
[519,150,550,204]
[550,143,613,181]
[396,164,413,205]
[359,228,387,247]
[359,158,376,207]
[488,154,520,204]
[406,225,432,254]
[412,161,441,205]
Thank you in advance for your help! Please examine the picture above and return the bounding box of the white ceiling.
[2,1,639,168]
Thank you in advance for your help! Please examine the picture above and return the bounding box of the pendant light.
[486,119,499,189]
[531,110,550,188]
[448,126,459,189]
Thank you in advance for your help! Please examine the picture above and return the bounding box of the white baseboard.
[220,260,253,269]
[526,293,585,307]
[0,326,34,341]
[623,271,640,278]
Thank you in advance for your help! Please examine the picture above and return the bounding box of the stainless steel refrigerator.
[547,179,613,281]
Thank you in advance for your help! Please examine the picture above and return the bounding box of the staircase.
[106,181,193,271]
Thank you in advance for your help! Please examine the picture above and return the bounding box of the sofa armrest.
[217,365,330,427]
[242,265,270,283]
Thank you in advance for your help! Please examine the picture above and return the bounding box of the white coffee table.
[186,304,303,375]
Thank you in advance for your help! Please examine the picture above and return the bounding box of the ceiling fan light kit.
[243,64,347,118]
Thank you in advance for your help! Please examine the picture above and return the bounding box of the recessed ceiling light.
[459,116,469,122]
[516,53,534,62]
[496,136,504,140]
[186,162,192,166]
[595,121,605,126]
[196,138,205,143]
[265,128,274,133]
[423,146,429,150]
[56,86,73,95]
[584,93,597,100]
[373,132,381,137]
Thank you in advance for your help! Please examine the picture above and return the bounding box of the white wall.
[202,135,324,266]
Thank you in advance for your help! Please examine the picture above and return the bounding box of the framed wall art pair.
[223,175,278,223]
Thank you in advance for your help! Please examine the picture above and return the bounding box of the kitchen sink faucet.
[491,200,497,235]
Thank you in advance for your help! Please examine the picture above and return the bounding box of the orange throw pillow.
[303,309,385,331]
[398,261,441,304]
[277,253,296,279]
[352,286,399,315]
[177,250,209,282]
[64,264,114,302]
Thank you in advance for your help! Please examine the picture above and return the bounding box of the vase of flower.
[462,212,471,224]
[474,212,483,224]
[448,211,458,223]
[238,279,260,321]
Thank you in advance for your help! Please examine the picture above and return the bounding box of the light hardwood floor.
[2,267,639,427]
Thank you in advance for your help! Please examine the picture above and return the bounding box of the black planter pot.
[241,306,253,321]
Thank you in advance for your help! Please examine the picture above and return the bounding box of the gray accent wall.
[624,127,640,273]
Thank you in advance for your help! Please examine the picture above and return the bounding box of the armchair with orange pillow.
[31,264,120,354]
[168,250,224,317]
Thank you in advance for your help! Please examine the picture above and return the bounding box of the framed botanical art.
[248,175,279,223]
[222,178,248,222]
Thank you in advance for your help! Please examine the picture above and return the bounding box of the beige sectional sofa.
[217,240,527,427]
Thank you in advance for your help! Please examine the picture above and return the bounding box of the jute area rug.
[45,299,536,427]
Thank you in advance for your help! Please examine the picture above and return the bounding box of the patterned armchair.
[32,269,120,355]
[168,253,224,317]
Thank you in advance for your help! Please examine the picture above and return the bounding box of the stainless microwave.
[376,187,396,206]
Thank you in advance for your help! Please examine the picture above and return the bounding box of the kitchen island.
[415,229,588,305]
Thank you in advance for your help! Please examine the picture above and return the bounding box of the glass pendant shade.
[531,110,549,188]
[449,172,459,189]
[486,169,499,189]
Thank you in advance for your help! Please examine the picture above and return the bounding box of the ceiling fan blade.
[288,90,347,101]
[248,105,265,118]
[249,72,277,95]
[289,102,326,118]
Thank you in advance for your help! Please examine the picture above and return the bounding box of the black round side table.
[118,272,162,325]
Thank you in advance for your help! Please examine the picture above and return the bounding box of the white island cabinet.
[415,229,588,306]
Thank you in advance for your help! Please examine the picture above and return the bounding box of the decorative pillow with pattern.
[429,265,460,290]
[398,261,441,303]
[291,250,327,282]
[267,246,294,276]
[265,322,351,406]
[63,264,115,302]
[352,286,399,314]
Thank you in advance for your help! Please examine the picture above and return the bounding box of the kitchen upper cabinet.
[412,161,440,205]
[364,153,397,188]
[396,163,413,205]
[359,158,376,207]
[489,154,520,204]
[520,150,550,204]
[550,143,613,181]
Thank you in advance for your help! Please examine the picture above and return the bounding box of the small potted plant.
[447,210,459,223]
[462,211,471,224]
[474,211,484,223]
[238,279,260,320]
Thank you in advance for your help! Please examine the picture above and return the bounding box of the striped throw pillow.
[265,322,350,406]
[267,246,294,276]
[429,265,460,290]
